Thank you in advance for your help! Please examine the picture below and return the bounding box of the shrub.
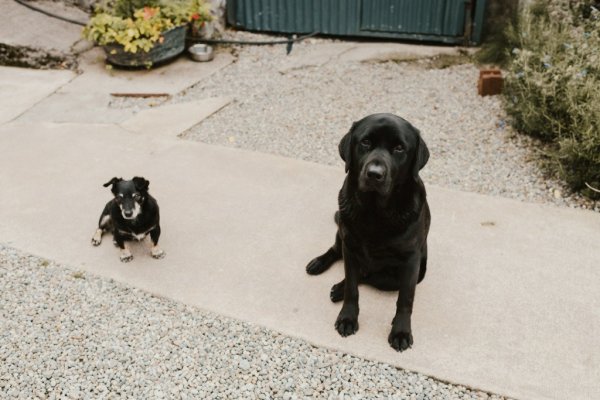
[503,0,600,199]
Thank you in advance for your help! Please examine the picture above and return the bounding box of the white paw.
[120,250,133,263]
[91,230,102,246]
[151,247,165,259]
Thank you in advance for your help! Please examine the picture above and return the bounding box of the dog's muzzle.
[359,160,391,194]
[120,202,141,220]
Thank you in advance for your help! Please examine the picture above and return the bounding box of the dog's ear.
[412,129,430,181]
[132,176,149,192]
[103,177,122,188]
[339,121,358,173]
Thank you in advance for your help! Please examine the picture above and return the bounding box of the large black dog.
[306,113,430,352]
[91,177,165,262]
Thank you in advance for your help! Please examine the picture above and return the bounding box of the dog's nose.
[124,210,133,217]
[366,164,386,181]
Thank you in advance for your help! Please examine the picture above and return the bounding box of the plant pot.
[103,25,188,68]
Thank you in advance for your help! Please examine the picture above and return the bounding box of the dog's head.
[338,113,429,196]
[103,176,150,220]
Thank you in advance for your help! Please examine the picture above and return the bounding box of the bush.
[503,0,600,199]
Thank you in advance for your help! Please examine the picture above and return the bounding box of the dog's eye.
[115,196,122,203]
[133,194,142,201]
[360,139,371,148]
[393,145,405,153]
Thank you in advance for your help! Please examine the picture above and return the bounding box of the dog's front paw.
[330,281,344,303]
[91,230,102,246]
[388,328,413,352]
[306,256,328,275]
[335,310,358,337]
[151,247,165,259]
[120,250,133,263]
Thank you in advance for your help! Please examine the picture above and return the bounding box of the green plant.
[83,0,212,54]
[504,0,600,199]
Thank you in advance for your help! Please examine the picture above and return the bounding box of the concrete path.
[0,118,599,400]
[0,66,75,124]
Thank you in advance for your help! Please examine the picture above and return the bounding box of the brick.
[478,69,503,96]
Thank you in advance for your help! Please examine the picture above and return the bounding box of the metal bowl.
[188,44,214,62]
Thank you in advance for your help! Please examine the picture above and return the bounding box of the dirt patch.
[416,51,473,69]
[0,43,77,70]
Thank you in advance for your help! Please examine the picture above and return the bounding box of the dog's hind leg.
[149,225,165,259]
[113,232,133,262]
[91,203,112,246]
[306,231,342,275]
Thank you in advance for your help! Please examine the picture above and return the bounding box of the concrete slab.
[0,66,76,124]
[278,42,466,73]
[1,0,86,53]
[15,48,233,124]
[278,42,357,73]
[66,47,234,95]
[0,122,598,400]
[120,97,231,137]
[337,42,465,63]
[15,91,133,124]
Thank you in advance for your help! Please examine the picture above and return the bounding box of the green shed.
[227,0,487,45]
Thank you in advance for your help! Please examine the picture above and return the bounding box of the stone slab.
[0,66,75,124]
[66,47,234,95]
[120,97,231,137]
[15,91,133,124]
[0,122,598,400]
[278,42,357,73]
[14,48,233,124]
[278,42,468,73]
[0,0,86,53]
[338,42,466,63]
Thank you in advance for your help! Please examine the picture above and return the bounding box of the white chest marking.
[132,233,147,241]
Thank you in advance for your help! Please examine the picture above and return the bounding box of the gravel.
[0,244,508,399]
[175,32,598,212]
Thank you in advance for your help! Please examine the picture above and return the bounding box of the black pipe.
[13,0,87,26]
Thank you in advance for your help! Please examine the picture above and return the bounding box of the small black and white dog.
[91,176,165,262]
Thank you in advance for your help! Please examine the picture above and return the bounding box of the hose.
[13,0,87,26]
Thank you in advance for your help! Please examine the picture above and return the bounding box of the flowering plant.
[83,0,212,54]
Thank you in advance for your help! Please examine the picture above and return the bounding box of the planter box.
[103,25,188,68]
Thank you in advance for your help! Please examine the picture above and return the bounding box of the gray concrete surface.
[276,41,466,73]
[0,120,598,400]
[120,97,231,137]
[0,66,75,123]
[1,0,86,53]
[15,49,234,124]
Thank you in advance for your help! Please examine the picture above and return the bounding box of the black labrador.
[306,113,430,352]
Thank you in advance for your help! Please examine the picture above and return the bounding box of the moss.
[0,43,76,70]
